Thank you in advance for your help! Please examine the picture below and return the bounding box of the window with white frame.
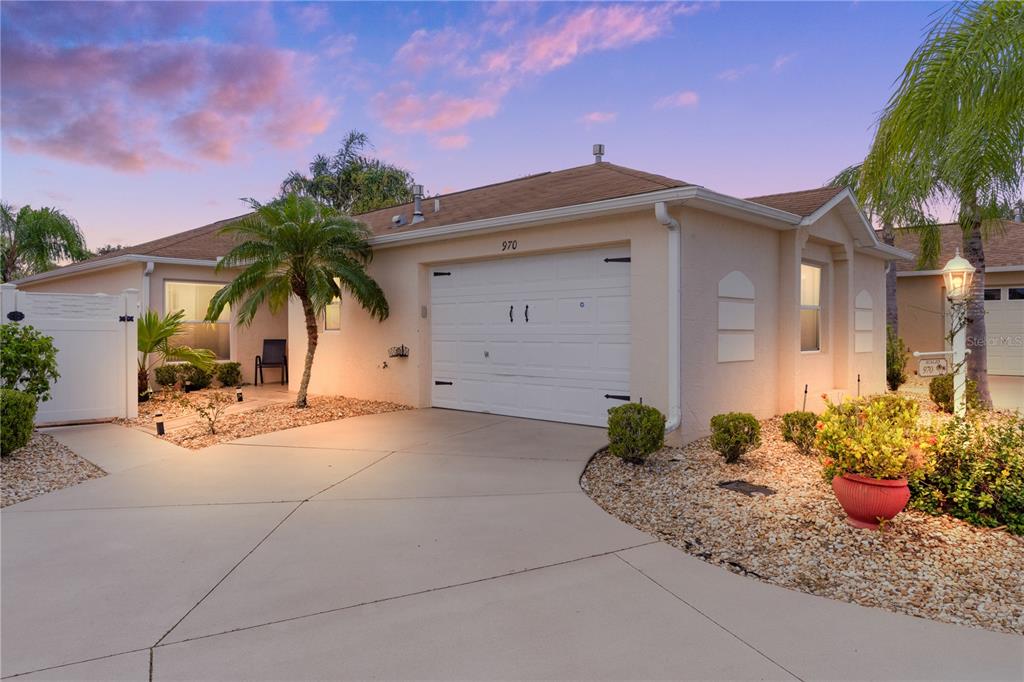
[165,281,231,359]
[324,278,341,330]
[800,263,822,352]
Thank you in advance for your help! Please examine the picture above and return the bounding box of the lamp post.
[941,249,976,417]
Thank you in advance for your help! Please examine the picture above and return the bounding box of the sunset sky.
[2,1,947,248]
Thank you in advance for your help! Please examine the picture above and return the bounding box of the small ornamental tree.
[0,323,59,402]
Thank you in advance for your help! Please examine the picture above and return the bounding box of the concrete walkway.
[2,410,1021,681]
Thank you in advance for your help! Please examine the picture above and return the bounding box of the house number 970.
[501,240,518,252]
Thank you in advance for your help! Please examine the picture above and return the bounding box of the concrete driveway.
[2,410,1021,681]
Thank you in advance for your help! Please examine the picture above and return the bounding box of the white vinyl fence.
[1,284,138,424]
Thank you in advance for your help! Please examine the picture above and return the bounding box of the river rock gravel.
[1,432,105,507]
[581,417,1024,635]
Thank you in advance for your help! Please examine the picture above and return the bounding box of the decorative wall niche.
[854,289,873,353]
[718,271,755,362]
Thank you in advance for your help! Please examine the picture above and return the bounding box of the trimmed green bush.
[928,373,981,413]
[154,364,182,387]
[607,402,665,464]
[1,388,37,456]
[781,411,817,455]
[0,323,60,402]
[886,326,909,391]
[710,412,761,464]
[910,415,1024,535]
[181,363,213,391]
[215,361,242,387]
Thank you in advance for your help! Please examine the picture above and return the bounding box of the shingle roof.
[77,214,248,267]
[890,221,1024,272]
[356,162,691,235]
[744,185,846,217]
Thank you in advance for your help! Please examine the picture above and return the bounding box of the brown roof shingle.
[356,162,691,235]
[890,221,1024,272]
[744,185,846,217]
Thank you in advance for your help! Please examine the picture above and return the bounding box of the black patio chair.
[255,339,288,385]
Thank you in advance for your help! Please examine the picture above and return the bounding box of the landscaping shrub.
[175,390,233,435]
[886,326,909,391]
[0,323,60,402]
[181,363,213,391]
[1,388,37,456]
[781,411,817,455]
[709,412,761,464]
[154,364,182,387]
[910,415,1024,534]
[607,402,665,464]
[928,373,981,413]
[215,361,242,387]
[815,395,929,482]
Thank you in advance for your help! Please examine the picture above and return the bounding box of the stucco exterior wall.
[289,209,671,414]
[17,263,143,296]
[677,206,780,438]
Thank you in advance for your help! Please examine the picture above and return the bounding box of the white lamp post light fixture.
[943,249,975,417]
[941,249,976,303]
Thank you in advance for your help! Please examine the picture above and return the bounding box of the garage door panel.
[985,285,1024,376]
[431,246,631,426]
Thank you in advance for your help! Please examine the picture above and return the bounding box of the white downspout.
[142,261,155,311]
[654,202,681,434]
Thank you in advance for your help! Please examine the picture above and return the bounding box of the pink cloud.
[654,91,699,110]
[580,111,617,125]
[323,33,357,58]
[2,30,334,171]
[393,28,473,76]
[373,90,499,134]
[434,134,470,150]
[717,64,757,81]
[773,52,798,72]
[291,3,331,33]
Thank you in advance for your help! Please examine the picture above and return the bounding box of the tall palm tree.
[206,194,389,408]
[0,202,90,282]
[859,1,1024,408]
[281,130,415,214]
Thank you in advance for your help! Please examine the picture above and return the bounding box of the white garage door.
[984,285,1024,376]
[431,246,631,426]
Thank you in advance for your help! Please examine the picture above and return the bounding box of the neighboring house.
[16,157,909,439]
[892,221,1024,377]
[13,215,288,385]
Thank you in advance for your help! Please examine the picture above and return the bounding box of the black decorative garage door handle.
[509,304,514,323]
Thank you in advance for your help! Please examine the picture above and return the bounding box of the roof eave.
[12,254,220,286]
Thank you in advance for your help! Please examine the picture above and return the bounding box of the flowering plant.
[816,394,933,482]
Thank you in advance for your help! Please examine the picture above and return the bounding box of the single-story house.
[16,156,909,438]
[892,220,1024,377]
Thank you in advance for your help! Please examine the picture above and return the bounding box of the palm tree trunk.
[881,220,898,334]
[962,221,993,408]
[296,295,319,408]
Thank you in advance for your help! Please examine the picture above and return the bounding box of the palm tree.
[281,130,415,214]
[205,194,389,408]
[858,1,1024,408]
[0,203,90,282]
[137,310,216,395]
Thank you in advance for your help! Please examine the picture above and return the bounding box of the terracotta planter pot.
[831,473,910,530]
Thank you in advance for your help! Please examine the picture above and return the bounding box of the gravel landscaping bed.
[1,432,105,507]
[582,417,1024,635]
[119,391,411,449]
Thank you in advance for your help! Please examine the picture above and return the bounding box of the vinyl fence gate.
[1,284,139,424]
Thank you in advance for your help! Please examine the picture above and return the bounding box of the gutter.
[13,254,221,286]
[654,202,682,434]
[897,264,1023,277]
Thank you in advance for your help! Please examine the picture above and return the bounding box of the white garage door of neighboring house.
[431,246,631,426]
[1,285,139,423]
[984,285,1024,376]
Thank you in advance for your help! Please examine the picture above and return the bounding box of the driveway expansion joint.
[614,549,804,682]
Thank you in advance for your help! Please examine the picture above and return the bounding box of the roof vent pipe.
[593,143,605,163]
[434,198,441,213]
[412,184,424,223]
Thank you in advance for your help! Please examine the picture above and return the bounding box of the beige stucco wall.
[290,202,892,440]
[18,263,144,297]
[896,269,1022,375]
[289,209,670,415]
[20,261,287,385]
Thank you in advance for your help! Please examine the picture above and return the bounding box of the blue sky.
[1,1,948,247]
